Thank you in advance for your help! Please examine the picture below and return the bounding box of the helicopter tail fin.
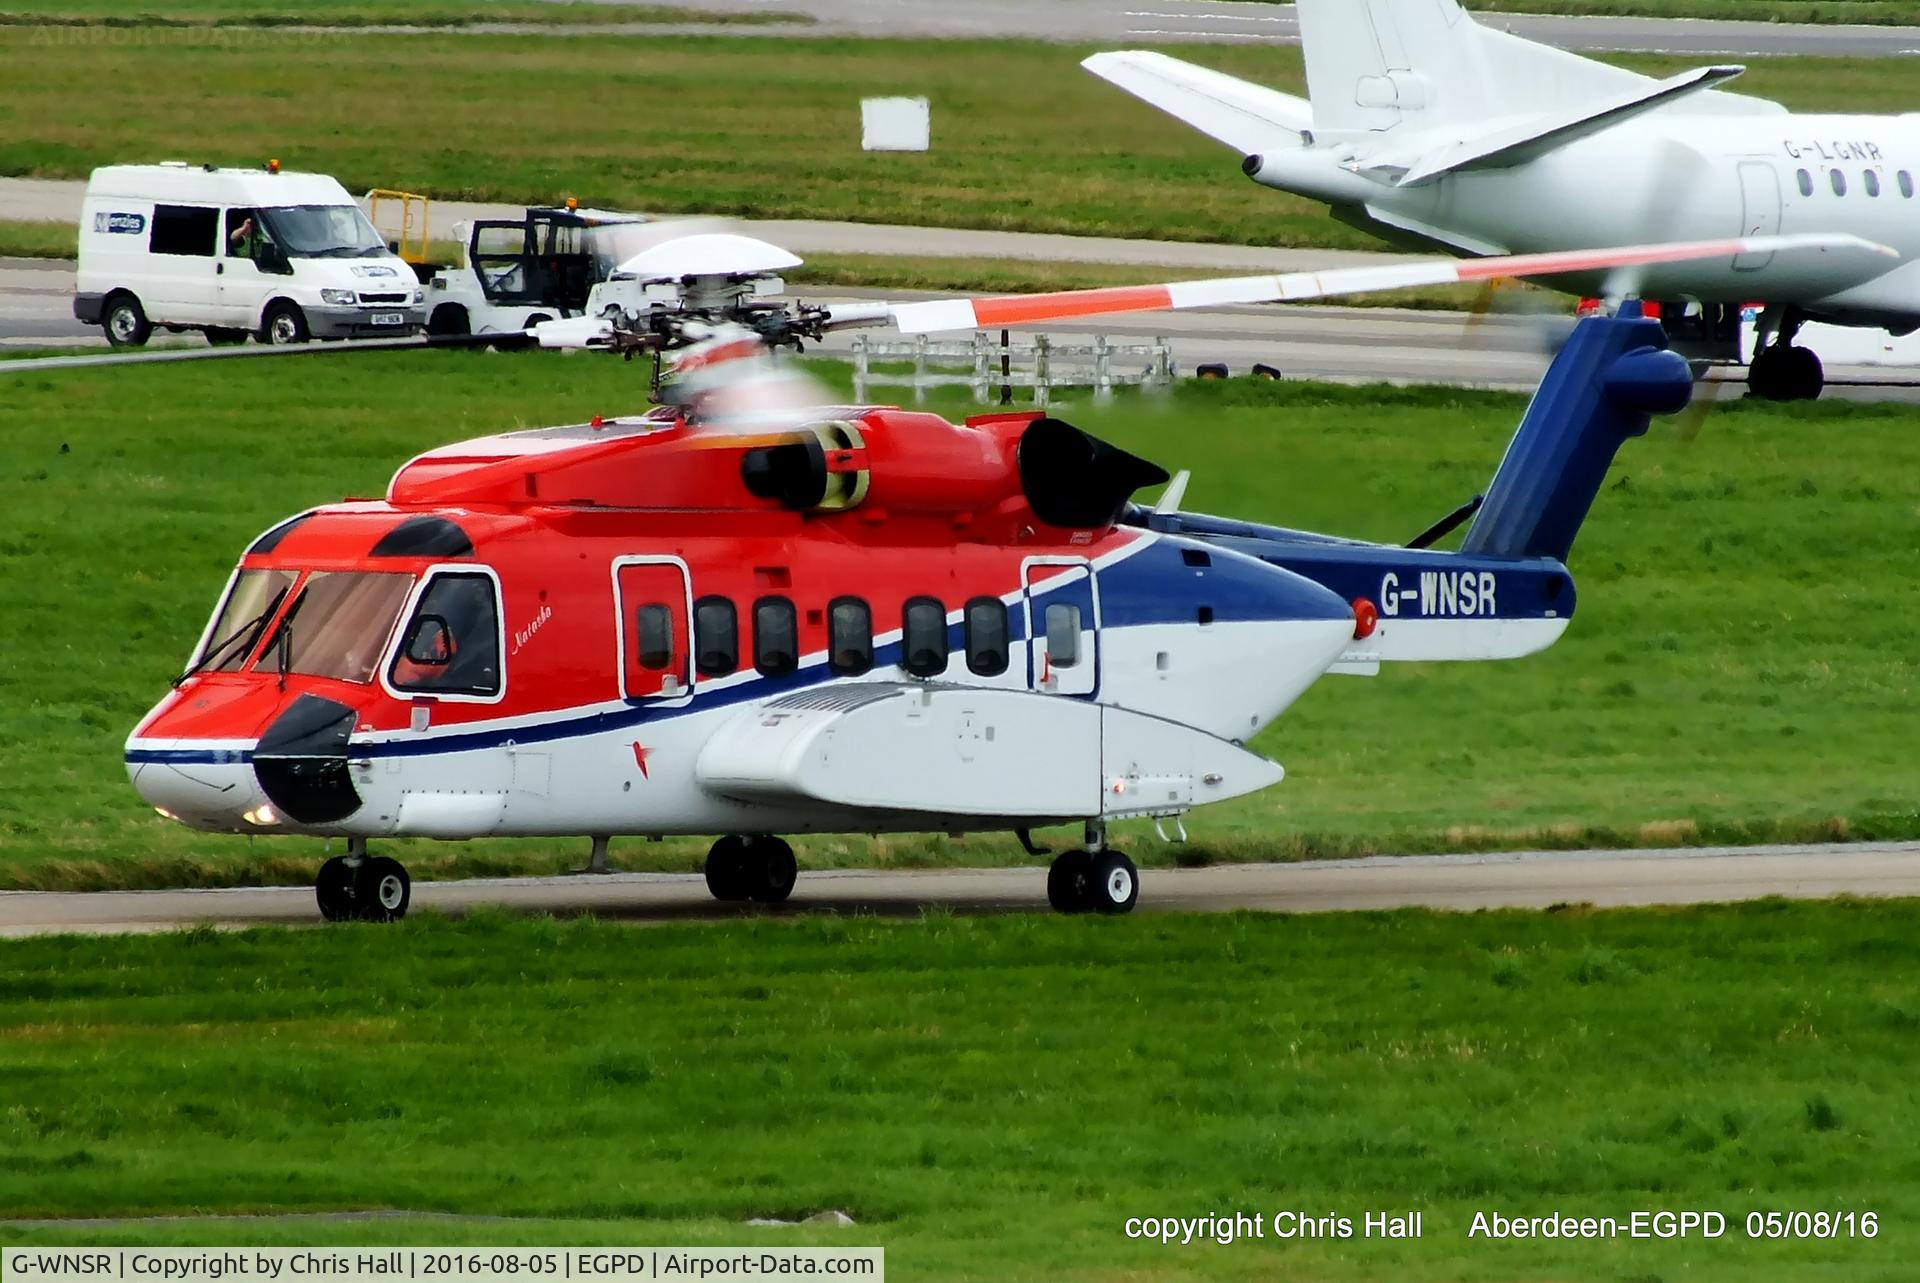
[1457,313,1691,562]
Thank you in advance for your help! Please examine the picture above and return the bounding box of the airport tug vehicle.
[119,234,1845,922]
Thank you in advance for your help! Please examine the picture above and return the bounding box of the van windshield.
[260,204,388,259]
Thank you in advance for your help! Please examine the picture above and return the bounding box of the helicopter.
[108,231,1875,922]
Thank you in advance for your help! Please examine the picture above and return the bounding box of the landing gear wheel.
[1047,850,1096,914]
[1749,344,1824,402]
[1087,851,1139,915]
[354,856,410,922]
[103,294,150,347]
[704,835,751,901]
[743,836,798,904]
[206,327,249,346]
[1785,345,1825,401]
[261,301,310,346]
[315,856,356,922]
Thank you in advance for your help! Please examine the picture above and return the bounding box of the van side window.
[149,205,218,257]
[964,597,1009,677]
[753,596,799,677]
[390,573,501,697]
[902,597,948,678]
[694,596,738,676]
[828,597,873,675]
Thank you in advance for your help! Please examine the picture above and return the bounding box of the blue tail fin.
[1458,315,1692,562]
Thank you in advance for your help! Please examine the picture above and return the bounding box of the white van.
[74,162,426,347]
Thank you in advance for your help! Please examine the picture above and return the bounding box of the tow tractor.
[365,190,652,339]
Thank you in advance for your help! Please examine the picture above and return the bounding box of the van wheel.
[261,301,310,345]
[103,294,151,347]
[206,327,249,346]
[427,304,470,338]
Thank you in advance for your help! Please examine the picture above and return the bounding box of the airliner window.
[1902,171,1916,199]
[1866,170,1883,198]
[694,596,738,676]
[903,596,948,678]
[1796,169,1814,197]
[636,604,673,670]
[828,597,873,676]
[1045,603,1083,669]
[754,596,799,677]
[263,571,413,684]
[965,597,1009,677]
[390,573,501,696]
[1831,170,1847,197]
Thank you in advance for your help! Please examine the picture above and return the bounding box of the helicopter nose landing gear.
[316,839,412,922]
[704,835,798,904]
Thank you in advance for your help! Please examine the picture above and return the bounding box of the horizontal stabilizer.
[1362,65,1747,186]
[1081,51,1312,154]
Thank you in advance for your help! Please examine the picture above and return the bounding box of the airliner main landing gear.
[704,834,798,904]
[315,839,411,922]
[1748,306,1825,402]
[1046,821,1140,915]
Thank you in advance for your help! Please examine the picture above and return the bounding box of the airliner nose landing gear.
[1046,822,1140,914]
[316,839,412,922]
[704,834,798,904]
[1748,307,1825,402]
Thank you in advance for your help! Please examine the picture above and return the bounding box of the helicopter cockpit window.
[965,597,1010,677]
[389,573,502,696]
[261,571,414,685]
[694,596,738,676]
[828,597,873,676]
[754,597,799,677]
[197,568,298,673]
[903,596,948,678]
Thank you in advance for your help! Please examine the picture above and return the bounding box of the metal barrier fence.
[850,330,1175,406]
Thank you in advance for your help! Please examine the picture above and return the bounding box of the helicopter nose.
[128,749,267,829]
[252,694,364,824]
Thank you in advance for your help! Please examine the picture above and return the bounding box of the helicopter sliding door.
[1022,558,1099,698]
[615,557,693,703]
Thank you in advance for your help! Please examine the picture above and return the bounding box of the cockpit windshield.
[196,568,297,673]
[259,204,388,259]
[259,571,414,684]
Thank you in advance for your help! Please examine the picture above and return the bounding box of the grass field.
[0,349,1915,890]
[4,32,1919,249]
[0,2,801,27]
[0,903,1913,1280]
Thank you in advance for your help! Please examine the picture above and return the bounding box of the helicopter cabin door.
[1023,558,1099,698]
[615,556,693,703]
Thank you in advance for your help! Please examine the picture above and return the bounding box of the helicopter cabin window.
[1796,169,1814,197]
[828,597,873,675]
[902,596,948,678]
[964,597,1009,677]
[694,596,738,676]
[197,567,298,673]
[1866,170,1883,198]
[263,571,415,685]
[1831,170,1848,197]
[754,597,799,677]
[636,604,674,670]
[1045,603,1083,669]
[148,204,218,257]
[389,572,502,697]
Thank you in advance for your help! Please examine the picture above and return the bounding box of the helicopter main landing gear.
[1046,822,1139,915]
[704,834,798,904]
[316,839,411,922]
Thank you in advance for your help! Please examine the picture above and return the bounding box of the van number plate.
[371,312,405,326]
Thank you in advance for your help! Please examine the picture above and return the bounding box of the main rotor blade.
[885,234,1895,334]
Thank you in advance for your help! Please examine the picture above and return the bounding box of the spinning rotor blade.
[885,234,1894,334]
[0,331,515,373]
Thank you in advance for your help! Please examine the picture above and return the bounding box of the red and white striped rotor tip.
[884,233,1894,335]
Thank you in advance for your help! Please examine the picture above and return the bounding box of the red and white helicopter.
[113,230,1876,921]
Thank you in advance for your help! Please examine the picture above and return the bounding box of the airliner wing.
[1360,65,1747,186]
[886,235,1893,333]
[1081,50,1313,154]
